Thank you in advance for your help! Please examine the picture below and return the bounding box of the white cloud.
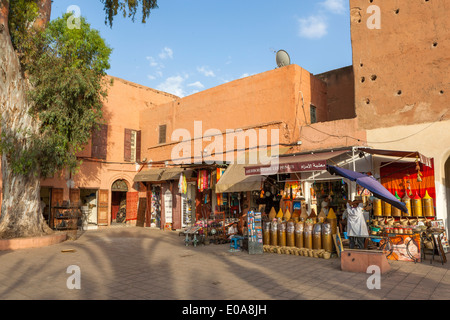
[156,75,186,97]
[147,75,156,80]
[146,56,159,67]
[298,15,328,39]
[197,66,216,77]
[187,81,205,89]
[320,0,345,14]
[159,47,174,60]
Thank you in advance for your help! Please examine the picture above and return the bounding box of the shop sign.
[164,189,173,223]
[245,160,327,176]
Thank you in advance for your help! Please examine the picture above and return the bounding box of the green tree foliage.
[100,0,158,26]
[3,6,112,178]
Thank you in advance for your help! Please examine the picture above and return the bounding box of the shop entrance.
[445,157,450,232]
[40,187,52,223]
[80,189,98,227]
[111,180,128,223]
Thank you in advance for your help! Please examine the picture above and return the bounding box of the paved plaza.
[0,226,449,301]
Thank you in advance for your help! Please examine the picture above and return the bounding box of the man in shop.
[321,195,331,216]
[345,198,369,249]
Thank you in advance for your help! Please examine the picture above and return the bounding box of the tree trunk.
[0,0,52,239]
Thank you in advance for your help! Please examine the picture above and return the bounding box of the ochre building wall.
[350,0,449,130]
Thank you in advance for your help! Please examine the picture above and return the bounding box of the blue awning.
[327,165,408,213]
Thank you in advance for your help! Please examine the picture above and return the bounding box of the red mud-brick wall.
[350,0,450,130]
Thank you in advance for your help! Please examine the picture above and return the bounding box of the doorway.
[80,189,98,226]
[111,179,128,223]
[40,187,52,223]
[445,157,450,232]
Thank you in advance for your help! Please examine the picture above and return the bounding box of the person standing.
[346,199,369,249]
[321,195,331,217]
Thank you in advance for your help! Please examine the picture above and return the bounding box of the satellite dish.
[276,50,291,68]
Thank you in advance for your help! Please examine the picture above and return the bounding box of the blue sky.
[51,0,352,97]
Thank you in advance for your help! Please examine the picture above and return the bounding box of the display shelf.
[51,205,81,231]
[247,211,263,254]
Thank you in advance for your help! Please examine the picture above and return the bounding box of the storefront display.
[295,221,304,248]
[278,221,286,247]
[322,222,333,252]
[313,223,322,250]
[286,221,295,247]
[150,186,161,228]
[247,211,263,254]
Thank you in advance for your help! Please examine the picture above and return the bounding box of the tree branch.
[34,0,52,30]
[0,0,9,36]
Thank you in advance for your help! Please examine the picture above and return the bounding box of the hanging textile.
[380,159,436,205]
[178,173,187,194]
[197,170,210,192]
[216,168,226,183]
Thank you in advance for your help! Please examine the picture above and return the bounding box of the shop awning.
[216,147,290,193]
[159,168,189,181]
[134,168,164,182]
[134,167,191,182]
[356,148,432,168]
[215,164,266,193]
[244,150,349,176]
[327,165,408,213]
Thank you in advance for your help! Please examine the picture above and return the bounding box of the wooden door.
[145,191,152,227]
[136,198,147,227]
[172,182,181,230]
[51,188,64,228]
[69,188,80,207]
[98,189,109,225]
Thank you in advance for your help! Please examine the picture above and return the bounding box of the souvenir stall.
[367,157,448,262]
[258,173,341,259]
[184,167,245,245]
[327,163,448,264]
[243,149,358,259]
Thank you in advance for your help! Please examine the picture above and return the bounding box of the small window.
[130,130,137,162]
[124,128,141,162]
[310,105,317,124]
[159,124,167,144]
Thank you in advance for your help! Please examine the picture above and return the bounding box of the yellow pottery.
[412,192,423,217]
[284,208,291,221]
[422,191,434,217]
[276,208,284,219]
[268,207,276,220]
[383,201,392,217]
[402,193,412,217]
[326,208,338,235]
[300,206,308,221]
[373,198,382,217]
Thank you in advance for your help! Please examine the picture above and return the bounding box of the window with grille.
[124,128,141,162]
[159,124,167,144]
[310,104,317,124]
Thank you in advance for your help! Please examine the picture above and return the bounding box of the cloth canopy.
[327,165,408,213]
[134,167,191,182]
[356,148,432,168]
[244,150,348,176]
[215,164,265,193]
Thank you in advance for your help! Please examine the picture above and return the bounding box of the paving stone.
[0,227,448,300]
